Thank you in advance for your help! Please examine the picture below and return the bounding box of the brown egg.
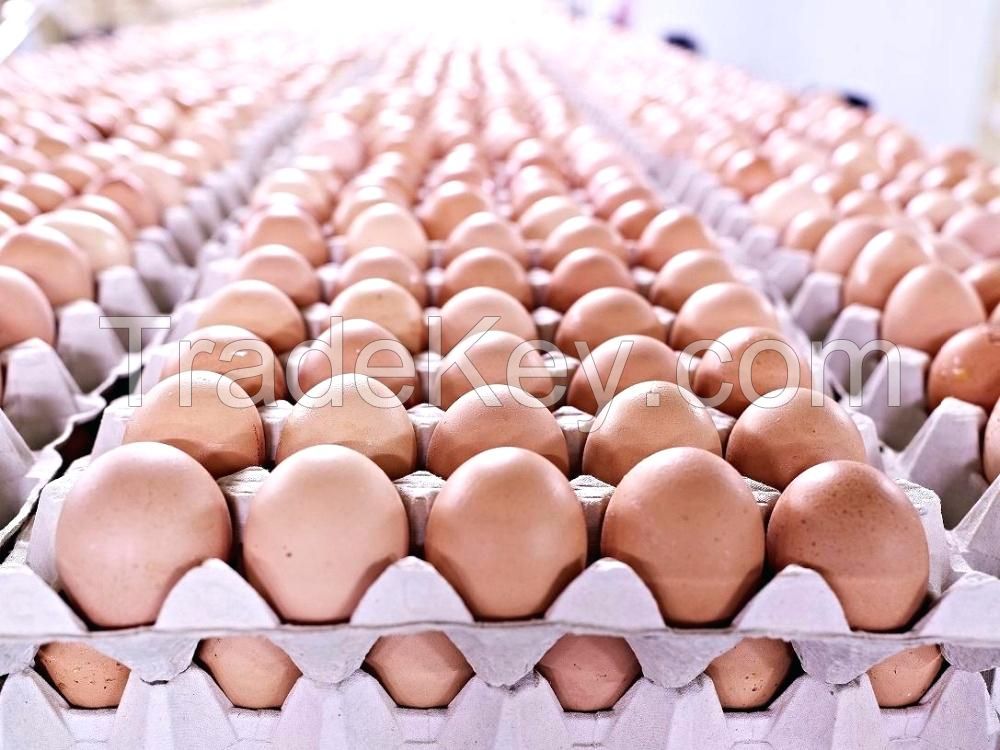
[927,324,1000,410]
[537,635,640,711]
[518,195,580,241]
[867,645,941,708]
[427,385,568,478]
[953,177,1000,204]
[782,210,836,251]
[161,325,286,403]
[636,208,717,270]
[196,280,306,354]
[555,288,665,357]
[0,190,39,223]
[609,198,660,240]
[333,185,403,234]
[752,178,831,232]
[330,278,426,354]
[92,173,159,227]
[649,249,737,312]
[425,447,586,620]
[669,282,779,351]
[767,461,929,630]
[66,193,137,241]
[123,372,265,478]
[365,632,473,709]
[234,245,321,307]
[18,172,72,213]
[244,444,408,621]
[51,155,100,193]
[812,217,885,276]
[546,248,636,313]
[334,247,427,305]
[0,225,93,306]
[726,388,867,489]
[346,202,430,269]
[198,636,300,709]
[591,177,652,220]
[583,382,721,485]
[926,236,977,271]
[35,643,130,709]
[0,266,56,349]
[275,374,416,478]
[540,215,626,270]
[418,180,490,241]
[602,446,763,622]
[694,327,811,417]
[881,264,986,354]
[439,247,531,306]
[906,190,963,230]
[722,150,777,198]
[32,209,131,272]
[253,167,330,221]
[837,189,894,219]
[130,153,186,208]
[444,211,527,267]
[843,230,930,309]
[705,638,793,709]
[943,206,1000,258]
[438,286,536,354]
[984,399,1000,483]
[241,202,328,267]
[55,442,232,628]
[964,259,1000,313]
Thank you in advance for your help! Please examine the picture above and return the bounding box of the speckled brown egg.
[0,225,93,306]
[726,387,867,489]
[537,635,640,711]
[649,249,736,311]
[567,335,680,416]
[444,211,527,267]
[636,208,717,270]
[439,247,531,307]
[540,215,626,270]
[704,638,793,709]
[424,447,587,620]
[555,288,665,357]
[365,632,473,709]
[609,198,660,240]
[0,266,55,350]
[240,202,328,267]
[964,259,1000,313]
[427,385,568,478]
[198,636,301,709]
[767,460,929,631]
[547,248,636,313]
[123,371,265,477]
[583,382,721,484]
[881,264,986,354]
[927,324,1000,410]
[438,286,536,354]
[782,210,836,252]
[669,282,779,352]
[56,442,232,628]
[196,279,306,354]
[233,244,321,307]
[867,645,941,708]
[812,217,885,276]
[601,446,763,623]
[330,278,426,354]
[346,202,430,269]
[843,230,930,309]
[244,444,409,621]
[36,642,130,709]
[275,373,417,477]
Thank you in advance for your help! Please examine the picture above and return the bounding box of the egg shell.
[0,190,40,223]
[240,203,328,267]
[905,190,963,230]
[722,150,776,198]
[867,645,942,708]
[32,209,132,271]
[439,247,531,307]
[984,398,1000,483]
[726,387,867,490]
[591,177,651,220]
[18,172,73,213]
[92,172,159,227]
[275,373,417,478]
[649,249,736,312]
[66,193,137,241]
[609,198,660,240]
[424,447,587,620]
[582,381,722,485]
[546,248,635,313]
[418,180,491,241]
[782,210,836,252]
[334,247,427,306]
[838,189,894,219]
[536,635,640,711]
[330,278,426,354]
[963,259,1000,313]
[0,265,56,350]
[669,282,779,352]
[843,230,930,309]
[364,632,473,709]
[925,236,977,271]
[555,288,664,357]
[196,279,306,354]
[752,178,831,232]
[943,206,1000,257]
[35,642,130,709]
[601,446,764,624]
[518,195,580,241]
[198,636,301,709]
[635,208,717,270]
[346,202,430,269]
[540,215,626,270]
[253,167,330,221]
[704,638,793,710]
[438,286,536,354]
[55,442,233,628]
[0,225,93,306]
[927,324,1000,410]
[444,211,527,267]
[234,245,322,307]
[812,217,885,276]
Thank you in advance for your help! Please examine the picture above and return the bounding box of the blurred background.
[5,0,1000,154]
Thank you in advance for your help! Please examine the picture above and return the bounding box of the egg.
[364,632,473,708]
[444,211,527,267]
[767,461,929,630]
[424,447,586,620]
[35,642,130,709]
[635,208,717,270]
[546,248,636,313]
[693,327,812,417]
[924,236,976,271]
[0,225,93,306]
[963,259,1000,313]
[32,209,132,271]
[253,167,330,221]
[881,264,986,354]
[334,247,428,306]
[275,374,416,477]
[555,288,665,357]
[726,388,867,489]
[345,202,429,269]
[837,189,894,219]
[567,335,678,416]
[418,180,491,240]
[609,198,660,240]
[536,635,640,711]
[867,645,941,708]
[943,206,1000,257]
[130,153,186,208]
[540,215,626,270]
[333,185,404,234]
[0,266,56,349]
[92,172,159,227]
[66,193,137,240]
[18,172,72,212]
[51,154,101,193]
[330,278,426,354]
[196,279,306,354]
[601,447,764,623]
[812,217,885,275]
[905,190,963,230]
[591,177,652,220]
[233,244,321,308]
[927,324,1000,410]
[55,442,232,628]
[198,636,300,709]
[0,190,40,223]
[240,202,328,267]
[782,210,836,252]
[752,178,831,232]
[432,330,554,409]
[704,638,793,709]
[427,385,568,478]
[722,150,776,198]
[438,286,536,354]
[160,325,286,403]
[669,282,779,351]
[123,371,265,477]
[439,247,531,307]
[582,381,721,484]
[984,400,1000,483]
[843,230,930,309]
[518,195,581,241]
[649,249,737,312]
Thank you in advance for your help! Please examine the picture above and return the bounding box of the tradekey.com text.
[102,315,905,432]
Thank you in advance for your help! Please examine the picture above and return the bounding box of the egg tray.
[0,662,992,750]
